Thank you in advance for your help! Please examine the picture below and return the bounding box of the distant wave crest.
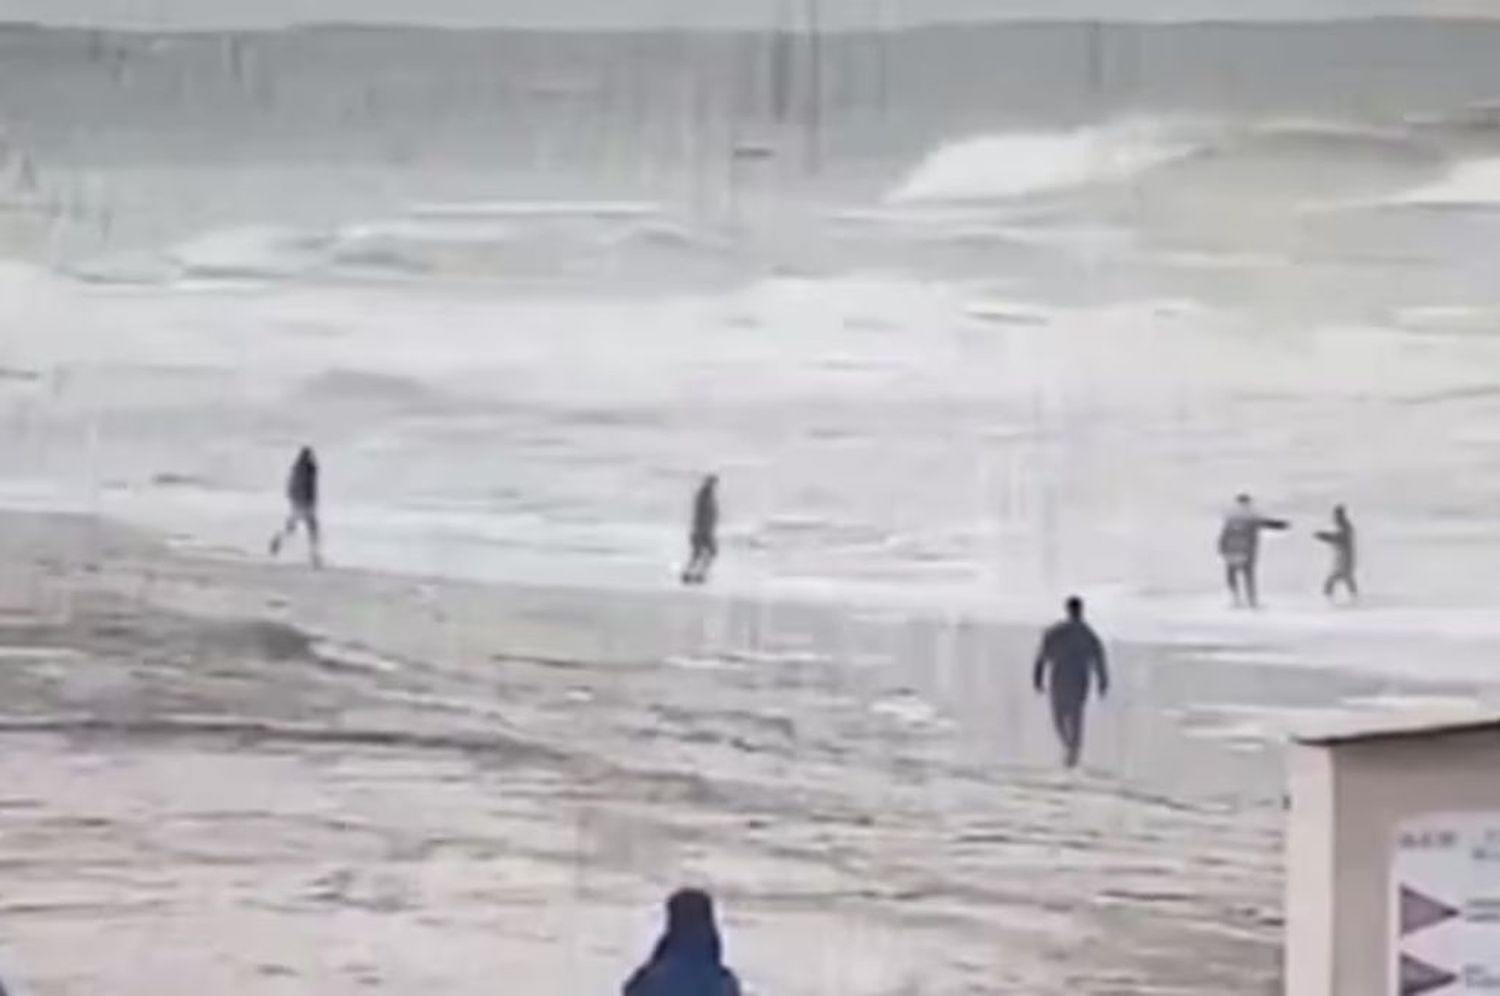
[886,120,1448,205]
[1388,156,1500,207]
[887,122,1189,203]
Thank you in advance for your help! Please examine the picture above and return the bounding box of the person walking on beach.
[1033,596,1110,769]
[1317,504,1358,603]
[681,475,719,586]
[269,446,322,568]
[624,888,741,996]
[1217,493,1288,609]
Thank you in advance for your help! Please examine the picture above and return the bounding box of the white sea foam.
[1391,156,1500,206]
[887,123,1189,203]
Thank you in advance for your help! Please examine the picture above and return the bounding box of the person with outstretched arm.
[1217,493,1288,609]
[268,446,323,568]
[624,889,741,996]
[1033,596,1110,769]
[680,475,719,586]
[1317,504,1358,603]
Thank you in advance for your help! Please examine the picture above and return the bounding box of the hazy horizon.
[5,0,1500,31]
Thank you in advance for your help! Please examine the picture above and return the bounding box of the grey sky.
[3,0,1499,30]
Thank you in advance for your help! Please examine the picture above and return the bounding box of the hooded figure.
[269,446,323,568]
[1217,493,1288,609]
[624,889,741,996]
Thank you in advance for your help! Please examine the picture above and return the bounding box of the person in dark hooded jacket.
[1032,595,1110,769]
[268,446,322,568]
[624,889,741,996]
[680,475,719,586]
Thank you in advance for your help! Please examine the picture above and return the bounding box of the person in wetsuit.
[1033,596,1110,769]
[623,889,741,996]
[681,475,719,586]
[1317,504,1357,603]
[1217,493,1288,609]
[269,446,322,568]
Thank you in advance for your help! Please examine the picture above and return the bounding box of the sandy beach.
[0,510,1489,996]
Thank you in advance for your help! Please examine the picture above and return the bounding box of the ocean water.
[5,18,1500,675]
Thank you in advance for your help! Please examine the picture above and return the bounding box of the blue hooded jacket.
[623,890,741,996]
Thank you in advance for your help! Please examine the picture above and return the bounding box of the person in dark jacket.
[1316,504,1358,603]
[1033,596,1110,769]
[268,446,322,568]
[624,889,741,996]
[680,475,719,586]
[1217,493,1289,609]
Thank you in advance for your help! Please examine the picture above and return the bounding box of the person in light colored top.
[1217,493,1288,609]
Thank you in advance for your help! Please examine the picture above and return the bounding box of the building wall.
[1287,728,1500,996]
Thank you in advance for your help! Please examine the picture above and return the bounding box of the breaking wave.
[887,120,1451,206]
[59,118,1500,293]
[887,122,1190,203]
[1389,156,1500,207]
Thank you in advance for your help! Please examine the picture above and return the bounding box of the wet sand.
[0,511,1484,995]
